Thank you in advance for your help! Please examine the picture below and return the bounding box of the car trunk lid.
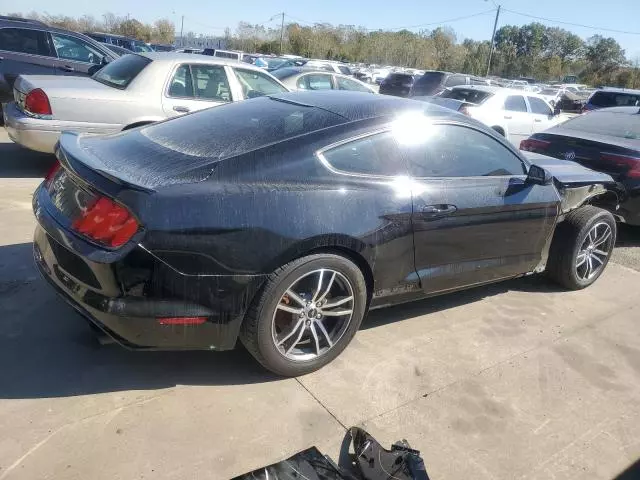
[530,132,640,180]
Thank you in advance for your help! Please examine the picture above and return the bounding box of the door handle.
[421,204,457,216]
[504,115,512,119]
[534,118,542,122]
[173,106,190,113]
[60,65,75,72]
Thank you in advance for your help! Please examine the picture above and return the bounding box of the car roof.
[139,52,264,70]
[597,87,640,94]
[267,90,465,123]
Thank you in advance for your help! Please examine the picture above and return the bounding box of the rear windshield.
[413,72,446,95]
[562,111,640,140]
[270,67,299,80]
[589,91,640,108]
[441,88,492,104]
[92,54,151,89]
[141,96,347,160]
[215,51,240,60]
[337,65,351,75]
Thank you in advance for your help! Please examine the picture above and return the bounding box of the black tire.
[546,206,616,290]
[240,253,367,377]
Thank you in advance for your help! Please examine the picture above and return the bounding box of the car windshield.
[563,110,640,140]
[92,54,151,89]
[413,72,446,95]
[441,88,493,104]
[131,41,153,53]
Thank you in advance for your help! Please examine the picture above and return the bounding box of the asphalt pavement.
[1,130,640,480]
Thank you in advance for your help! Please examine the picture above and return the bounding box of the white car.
[3,52,289,153]
[425,85,569,146]
[304,60,352,76]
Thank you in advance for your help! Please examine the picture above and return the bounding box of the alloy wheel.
[271,269,355,361]
[575,222,613,281]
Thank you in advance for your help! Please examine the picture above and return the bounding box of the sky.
[6,0,640,59]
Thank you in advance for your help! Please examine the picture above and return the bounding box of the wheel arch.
[491,125,506,136]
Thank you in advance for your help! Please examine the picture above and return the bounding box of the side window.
[528,96,552,115]
[321,132,405,177]
[444,75,466,87]
[504,95,528,112]
[404,124,526,177]
[336,76,371,93]
[50,33,104,64]
[167,64,194,98]
[304,74,333,91]
[0,28,51,56]
[190,64,231,102]
[234,68,288,99]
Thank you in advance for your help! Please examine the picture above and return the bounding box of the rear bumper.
[3,101,119,154]
[33,184,266,350]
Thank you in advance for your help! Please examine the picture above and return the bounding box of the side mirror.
[88,64,102,76]
[526,164,552,185]
[553,104,561,116]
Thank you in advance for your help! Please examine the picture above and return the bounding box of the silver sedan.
[3,52,289,153]
[271,67,376,94]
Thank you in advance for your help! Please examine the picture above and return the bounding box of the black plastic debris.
[231,427,430,480]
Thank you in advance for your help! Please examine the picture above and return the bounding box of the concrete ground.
[1,130,640,480]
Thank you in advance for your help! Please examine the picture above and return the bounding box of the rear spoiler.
[55,132,154,193]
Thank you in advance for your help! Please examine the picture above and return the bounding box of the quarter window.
[336,76,371,93]
[50,33,104,64]
[168,64,194,97]
[234,68,287,99]
[0,28,50,56]
[444,75,466,87]
[404,124,526,177]
[504,95,528,112]
[528,96,552,115]
[321,132,405,176]
[298,74,333,91]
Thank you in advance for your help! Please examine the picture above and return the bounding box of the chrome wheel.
[272,269,355,361]
[576,222,613,281]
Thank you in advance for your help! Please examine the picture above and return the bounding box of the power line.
[286,10,496,32]
[502,8,640,35]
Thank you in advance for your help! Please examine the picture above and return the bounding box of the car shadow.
[0,137,55,178]
[616,223,640,247]
[0,241,574,399]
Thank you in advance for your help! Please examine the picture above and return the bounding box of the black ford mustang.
[34,91,620,376]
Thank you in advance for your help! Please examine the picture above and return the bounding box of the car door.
[162,63,232,117]
[405,122,559,294]
[502,94,533,145]
[48,32,110,75]
[527,96,557,134]
[0,27,56,101]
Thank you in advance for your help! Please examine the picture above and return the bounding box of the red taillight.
[24,88,52,116]
[44,160,61,184]
[71,196,139,247]
[520,138,551,151]
[601,152,640,178]
[157,317,207,325]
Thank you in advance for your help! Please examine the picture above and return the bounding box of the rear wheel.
[240,254,367,376]
[546,206,616,290]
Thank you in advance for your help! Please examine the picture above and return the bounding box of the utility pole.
[486,5,500,77]
[279,12,285,55]
[180,15,184,47]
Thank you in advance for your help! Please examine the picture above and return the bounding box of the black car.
[0,17,118,103]
[521,106,640,225]
[378,73,421,97]
[33,91,618,376]
[584,88,640,112]
[411,71,488,97]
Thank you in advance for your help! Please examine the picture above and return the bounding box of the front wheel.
[240,254,367,376]
[546,206,616,290]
